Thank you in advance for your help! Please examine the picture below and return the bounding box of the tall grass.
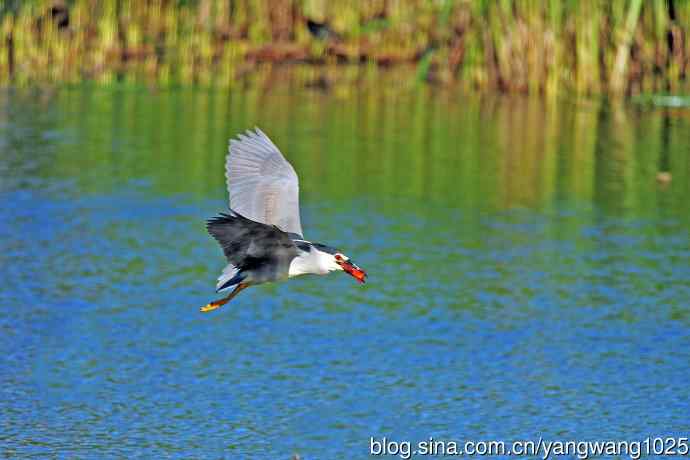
[1,0,688,94]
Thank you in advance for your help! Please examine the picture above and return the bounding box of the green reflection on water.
[2,79,689,223]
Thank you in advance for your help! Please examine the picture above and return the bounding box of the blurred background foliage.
[0,0,689,94]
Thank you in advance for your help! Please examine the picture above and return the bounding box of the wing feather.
[206,211,298,269]
[225,128,304,237]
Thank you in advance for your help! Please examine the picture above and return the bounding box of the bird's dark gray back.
[207,212,298,281]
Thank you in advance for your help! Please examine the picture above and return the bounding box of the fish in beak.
[338,259,367,284]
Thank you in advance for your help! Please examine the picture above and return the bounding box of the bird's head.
[312,243,367,283]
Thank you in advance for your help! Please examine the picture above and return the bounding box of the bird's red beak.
[338,260,367,284]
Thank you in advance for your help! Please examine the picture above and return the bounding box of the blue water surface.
[1,85,689,459]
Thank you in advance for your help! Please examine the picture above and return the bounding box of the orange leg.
[200,283,248,313]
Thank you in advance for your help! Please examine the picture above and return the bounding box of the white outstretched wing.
[226,128,303,237]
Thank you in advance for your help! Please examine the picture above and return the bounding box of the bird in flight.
[201,128,367,312]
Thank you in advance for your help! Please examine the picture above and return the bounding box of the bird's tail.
[216,264,245,292]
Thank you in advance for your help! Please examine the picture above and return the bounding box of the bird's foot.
[200,301,223,313]
[199,283,248,313]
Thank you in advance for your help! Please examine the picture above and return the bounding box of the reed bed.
[1,0,688,94]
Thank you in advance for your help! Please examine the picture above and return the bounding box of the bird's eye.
[335,254,343,261]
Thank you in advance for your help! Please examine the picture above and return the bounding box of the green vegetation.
[1,0,689,94]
